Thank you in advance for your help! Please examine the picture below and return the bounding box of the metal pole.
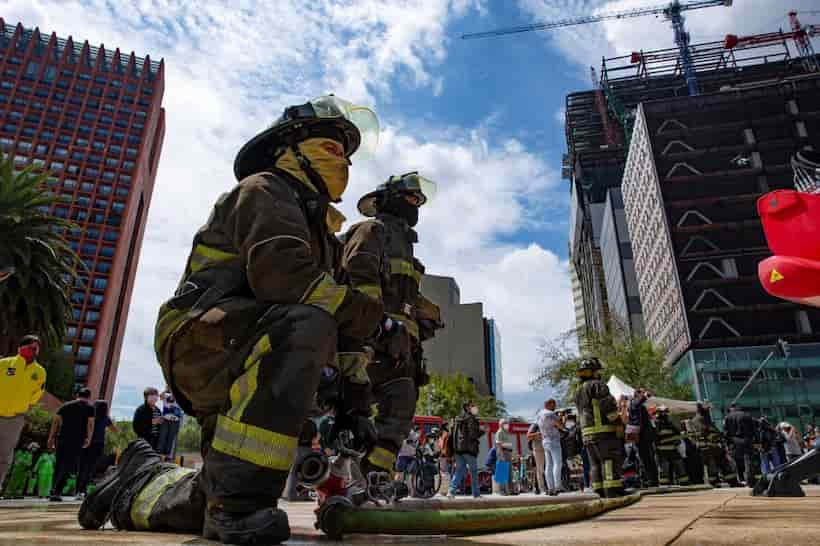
[730,350,775,407]
[689,351,703,401]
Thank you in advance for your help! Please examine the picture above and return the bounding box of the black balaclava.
[380,194,419,227]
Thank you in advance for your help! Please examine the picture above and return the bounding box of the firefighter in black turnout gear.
[78,96,383,545]
[654,406,690,486]
[574,358,625,498]
[340,172,443,475]
[689,402,739,487]
[723,404,761,486]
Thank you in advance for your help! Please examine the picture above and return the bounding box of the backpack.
[454,416,476,454]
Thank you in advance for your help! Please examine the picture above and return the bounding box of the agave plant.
[0,152,84,355]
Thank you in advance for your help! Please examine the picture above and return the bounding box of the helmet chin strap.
[292,144,337,201]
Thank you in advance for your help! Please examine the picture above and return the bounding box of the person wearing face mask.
[157,392,184,461]
[48,388,95,500]
[78,96,383,545]
[338,172,442,477]
[0,335,46,491]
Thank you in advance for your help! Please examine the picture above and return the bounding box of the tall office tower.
[0,20,165,401]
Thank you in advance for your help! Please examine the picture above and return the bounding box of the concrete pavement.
[1,486,818,545]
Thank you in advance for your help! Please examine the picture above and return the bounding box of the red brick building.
[0,20,165,401]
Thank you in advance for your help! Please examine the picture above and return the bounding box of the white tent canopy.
[607,375,699,415]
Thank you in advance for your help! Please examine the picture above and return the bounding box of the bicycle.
[410,443,441,498]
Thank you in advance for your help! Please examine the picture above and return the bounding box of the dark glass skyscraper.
[0,20,165,401]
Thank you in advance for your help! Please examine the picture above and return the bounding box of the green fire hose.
[318,484,714,539]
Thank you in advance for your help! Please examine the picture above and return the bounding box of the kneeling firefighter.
[78,95,384,544]
[339,172,443,476]
[574,358,625,498]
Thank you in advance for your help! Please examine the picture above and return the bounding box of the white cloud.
[6,0,567,412]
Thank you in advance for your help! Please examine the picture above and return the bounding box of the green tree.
[19,405,54,449]
[532,320,692,405]
[40,343,75,401]
[0,153,84,355]
[105,420,137,457]
[176,418,202,453]
[417,372,506,421]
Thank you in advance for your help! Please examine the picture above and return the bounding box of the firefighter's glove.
[378,317,412,368]
[333,412,377,454]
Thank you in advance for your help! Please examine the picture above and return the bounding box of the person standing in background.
[48,388,95,500]
[537,399,564,495]
[157,393,183,461]
[132,387,162,449]
[781,423,804,462]
[0,335,46,489]
[526,421,546,495]
[494,418,514,495]
[78,400,117,495]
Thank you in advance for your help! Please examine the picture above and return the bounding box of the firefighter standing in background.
[340,172,443,475]
[723,403,760,486]
[574,358,625,498]
[79,95,384,545]
[654,406,690,486]
[689,402,739,487]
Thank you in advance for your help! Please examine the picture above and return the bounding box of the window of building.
[63,179,77,190]
[86,167,99,177]
[123,161,135,169]
[58,134,71,144]
[95,199,109,209]
[103,172,115,181]
[106,158,119,167]
[115,187,129,197]
[77,346,93,360]
[86,310,100,323]
[74,364,89,379]
[90,87,103,97]
[95,262,111,273]
[99,185,112,195]
[66,327,77,339]
[81,243,96,255]
[110,145,122,154]
[112,202,125,214]
[72,309,82,321]
[67,164,79,174]
[103,230,118,242]
[72,210,89,221]
[50,161,64,171]
[81,328,96,341]
[71,151,84,161]
[71,291,85,304]
[126,148,138,157]
[88,294,103,307]
[92,278,107,290]
[63,344,73,354]
[100,246,115,258]
[86,228,100,239]
[80,182,94,193]
[120,175,132,184]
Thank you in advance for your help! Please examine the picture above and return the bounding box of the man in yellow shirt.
[0,335,46,487]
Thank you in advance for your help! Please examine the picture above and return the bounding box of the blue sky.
[5,0,814,420]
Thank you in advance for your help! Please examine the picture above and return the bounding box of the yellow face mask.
[275,137,349,201]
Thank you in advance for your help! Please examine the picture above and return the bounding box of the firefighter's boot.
[78,439,162,530]
[202,506,291,545]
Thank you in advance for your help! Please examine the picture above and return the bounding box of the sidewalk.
[0,486,818,545]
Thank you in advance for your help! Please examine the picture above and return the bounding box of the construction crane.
[724,11,819,73]
[462,0,734,96]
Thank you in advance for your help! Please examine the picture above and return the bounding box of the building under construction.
[566,27,820,425]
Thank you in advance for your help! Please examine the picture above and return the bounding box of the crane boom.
[461,0,730,40]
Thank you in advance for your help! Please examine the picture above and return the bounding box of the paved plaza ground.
[0,486,818,545]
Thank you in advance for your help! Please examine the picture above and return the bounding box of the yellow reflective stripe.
[302,273,348,316]
[592,399,603,427]
[603,479,623,489]
[606,411,621,423]
[678,476,690,483]
[130,467,195,530]
[154,306,189,352]
[656,445,679,451]
[591,481,603,489]
[189,244,238,273]
[582,424,617,436]
[367,447,396,472]
[211,415,297,471]
[228,361,260,421]
[244,334,272,371]
[387,313,419,339]
[337,352,371,385]
[723,473,737,480]
[357,284,382,301]
[389,258,421,283]
[604,460,614,482]
[659,435,683,444]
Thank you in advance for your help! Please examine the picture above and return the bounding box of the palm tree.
[0,152,84,356]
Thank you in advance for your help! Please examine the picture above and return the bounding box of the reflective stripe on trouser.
[204,304,338,513]
[123,464,207,533]
[130,467,197,530]
[584,433,623,497]
[364,359,418,473]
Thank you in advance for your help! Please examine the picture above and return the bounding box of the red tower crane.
[724,11,819,72]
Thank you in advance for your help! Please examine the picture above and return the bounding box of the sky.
[3,0,818,420]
